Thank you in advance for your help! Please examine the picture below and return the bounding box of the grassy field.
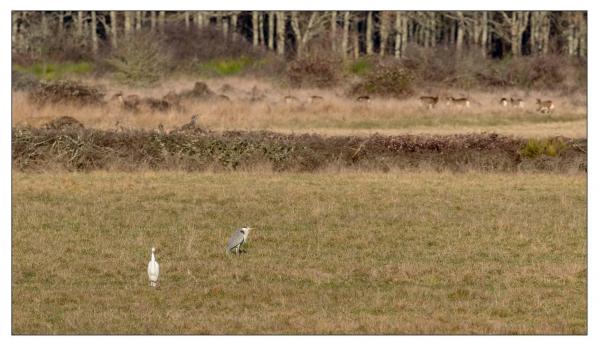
[12,171,586,334]
[11,77,587,138]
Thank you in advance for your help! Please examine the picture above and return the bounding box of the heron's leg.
[236,246,239,255]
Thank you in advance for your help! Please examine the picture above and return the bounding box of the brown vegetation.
[12,127,586,173]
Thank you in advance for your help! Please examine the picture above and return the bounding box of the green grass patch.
[520,138,568,158]
[198,57,255,77]
[348,58,373,76]
[14,62,93,80]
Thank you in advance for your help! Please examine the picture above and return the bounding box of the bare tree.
[366,11,373,55]
[342,11,351,59]
[276,11,285,55]
[481,11,488,57]
[330,11,337,52]
[124,11,132,36]
[184,11,190,30]
[76,11,83,37]
[352,21,360,58]
[90,11,98,54]
[290,11,328,58]
[456,11,465,55]
[252,11,259,47]
[110,11,118,48]
[12,12,19,53]
[231,13,238,40]
[195,11,204,28]
[380,11,390,55]
[136,11,142,31]
[159,10,165,33]
[150,11,156,31]
[494,11,530,56]
[268,12,274,50]
[222,15,229,37]
[258,12,264,45]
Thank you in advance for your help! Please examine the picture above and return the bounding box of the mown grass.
[12,171,586,334]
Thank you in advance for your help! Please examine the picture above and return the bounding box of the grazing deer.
[217,94,231,102]
[112,92,141,111]
[308,95,324,103]
[180,114,199,131]
[536,99,555,114]
[43,116,84,130]
[510,98,524,108]
[356,95,371,103]
[500,98,509,107]
[419,96,439,109]
[445,96,471,107]
[142,97,171,112]
[284,95,299,104]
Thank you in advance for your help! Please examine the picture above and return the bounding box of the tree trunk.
[380,11,389,55]
[222,16,229,37]
[401,14,408,54]
[541,12,550,54]
[567,12,578,55]
[481,11,488,58]
[276,11,285,56]
[456,11,464,56]
[41,11,48,37]
[231,14,237,33]
[448,16,455,45]
[184,11,190,30]
[353,23,360,58]
[423,15,430,47]
[151,11,156,31]
[196,12,203,28]
[76,11,83,37]
[429,12,436,47]
[110,11,118,48]
[342,11,350,59]
[12,12,18,53]
[578,12,587,57]
[290,11,302,57]
[90,11,98,54]
[124,11,132,36]
[136,11,142,31]
[268,12,275,50]
[366,11,373,55]
[252,11,259,47]
[331,11,337,52]
[258,12,264,45]
[159,10,165,33]
[394,11,401,58]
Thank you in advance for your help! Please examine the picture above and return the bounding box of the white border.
[1,1,595,346]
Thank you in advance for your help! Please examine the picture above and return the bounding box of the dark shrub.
[350,60,414,98]
[28,79,105,105]
[286,53,342,88]
[104,31,170,86]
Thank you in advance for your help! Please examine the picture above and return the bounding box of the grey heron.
[227,227,252,255]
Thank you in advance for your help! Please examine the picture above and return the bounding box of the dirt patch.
[11,127,586,173]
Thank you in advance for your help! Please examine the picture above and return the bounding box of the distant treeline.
[12,11,587,61]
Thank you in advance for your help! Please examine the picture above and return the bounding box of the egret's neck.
[151,252,155,261]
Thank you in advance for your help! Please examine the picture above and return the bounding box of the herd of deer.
[108,82,555,115]
[418,95,555,114]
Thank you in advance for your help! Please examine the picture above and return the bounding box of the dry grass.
[12,171,586,334]
[11,77,587,138]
